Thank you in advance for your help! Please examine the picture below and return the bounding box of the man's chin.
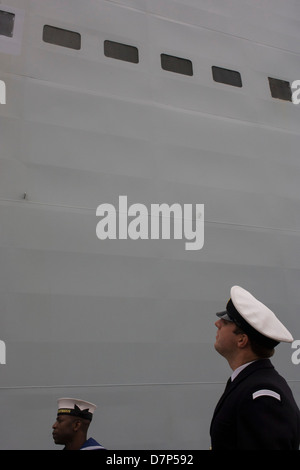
[52,434,62,445]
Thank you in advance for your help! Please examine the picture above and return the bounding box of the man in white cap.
[52,398,105,450]
[210,286,300,450]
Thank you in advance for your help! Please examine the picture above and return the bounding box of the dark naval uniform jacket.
[210,359,300,450]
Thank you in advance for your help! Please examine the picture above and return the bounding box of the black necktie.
[224,377,232,392]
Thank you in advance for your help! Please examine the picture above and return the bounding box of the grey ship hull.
[0,0,299,449]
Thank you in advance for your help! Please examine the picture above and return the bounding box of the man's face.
[52,414,77,446]
[214,318,239,359]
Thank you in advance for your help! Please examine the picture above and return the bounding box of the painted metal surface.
[0,0,299,449]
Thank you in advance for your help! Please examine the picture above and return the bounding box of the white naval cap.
[217,286,294,348]
[57,398,97,421]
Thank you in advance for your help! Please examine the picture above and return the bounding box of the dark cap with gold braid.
[57,398,97,421]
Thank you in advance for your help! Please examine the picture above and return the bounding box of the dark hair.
[233,325,275,358]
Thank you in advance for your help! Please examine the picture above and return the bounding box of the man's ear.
[73,419,82,432]
[237,333,249,349]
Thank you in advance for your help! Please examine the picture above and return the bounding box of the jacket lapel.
[211,359,274,422]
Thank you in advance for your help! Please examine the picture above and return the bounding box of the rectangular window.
[161,53,193,76]
[43,25,81,50]
[0,10,15,37]
[104,40,139,64]
[268,77,292,101]
[212,66,242,87]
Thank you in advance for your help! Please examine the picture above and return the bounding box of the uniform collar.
[231,360,257,382]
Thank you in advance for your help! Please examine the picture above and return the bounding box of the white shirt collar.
[231,361,256,382]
